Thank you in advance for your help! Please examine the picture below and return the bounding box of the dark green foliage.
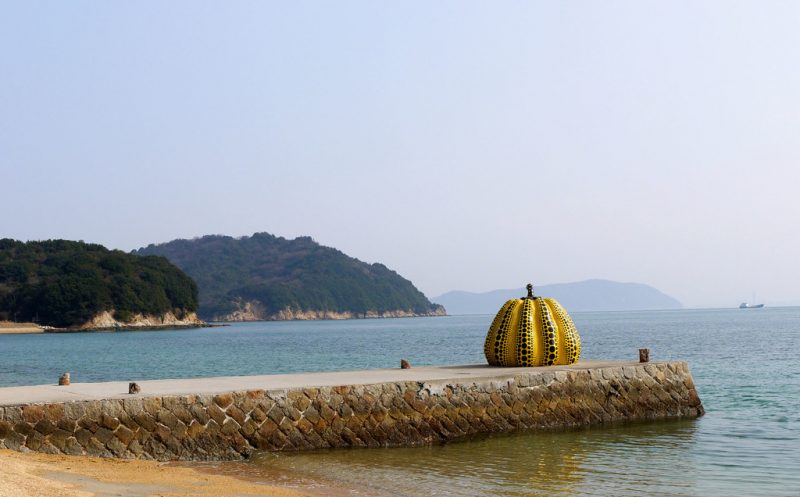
[133,233,443,320]
[0,239,198,327]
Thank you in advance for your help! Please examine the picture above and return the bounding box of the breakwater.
[0,361,703,461]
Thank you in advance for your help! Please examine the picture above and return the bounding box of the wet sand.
[0,450,314,497]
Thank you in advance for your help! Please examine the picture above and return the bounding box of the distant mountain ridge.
[134,233,445,321]
[432,279,682,315]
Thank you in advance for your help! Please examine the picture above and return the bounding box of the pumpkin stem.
[525,283,534,299]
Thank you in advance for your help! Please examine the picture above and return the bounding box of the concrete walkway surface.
[0,360,649,406]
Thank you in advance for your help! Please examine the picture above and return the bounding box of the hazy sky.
[2,2,799,307]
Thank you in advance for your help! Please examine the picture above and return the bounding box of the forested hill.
[0,239,198,328]
[133,233,445,321]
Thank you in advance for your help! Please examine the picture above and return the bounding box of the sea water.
[1,308,799,496]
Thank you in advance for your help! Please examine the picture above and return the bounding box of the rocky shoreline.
[80,310,205,329]
[215,301,447,322]
[46,323,223,333]
[39,311,216,333]
[2,305,446,332]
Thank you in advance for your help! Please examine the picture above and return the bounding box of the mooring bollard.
[129,382,141,394]
[639,348,650,363]
[400,359,411,369]
[58,372,70,386]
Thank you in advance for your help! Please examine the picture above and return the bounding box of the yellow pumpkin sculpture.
[484,284,581,367]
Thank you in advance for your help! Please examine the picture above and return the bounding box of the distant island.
[432,279,682,314]
[134,233,445,321]
[0,239,202,329]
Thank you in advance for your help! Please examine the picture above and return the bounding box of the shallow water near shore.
[1,307,799,496]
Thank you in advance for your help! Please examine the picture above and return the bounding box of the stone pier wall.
[0,362,703,461]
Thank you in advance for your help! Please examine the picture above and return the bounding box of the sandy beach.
[0,322,43,335]
[0,450,312,497]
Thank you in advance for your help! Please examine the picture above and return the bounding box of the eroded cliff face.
[219,301,266,321]
[80,311,205,330]
[212,300,446,322]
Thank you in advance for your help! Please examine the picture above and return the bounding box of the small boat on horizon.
[739,302,765,309]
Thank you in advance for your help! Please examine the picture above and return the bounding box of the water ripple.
[2,308,800,495]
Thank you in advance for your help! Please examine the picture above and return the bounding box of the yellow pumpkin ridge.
[544,299,566,365]
[531,298,545,366]
[492,299,520,366]
[504,300,524,366]
[516,299,535,366]
[537,299,559,366]
[547,298,581,365]
[484,300,514,365]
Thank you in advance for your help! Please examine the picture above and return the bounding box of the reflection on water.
[251,420,700,497]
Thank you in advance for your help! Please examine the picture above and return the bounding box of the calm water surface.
[1,308,799,496]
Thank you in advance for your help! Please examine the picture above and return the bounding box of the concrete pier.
[0,361,703,460]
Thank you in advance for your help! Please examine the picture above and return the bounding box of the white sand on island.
[0,322,43,334]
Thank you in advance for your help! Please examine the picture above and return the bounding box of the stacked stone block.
[0,362,703,460]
